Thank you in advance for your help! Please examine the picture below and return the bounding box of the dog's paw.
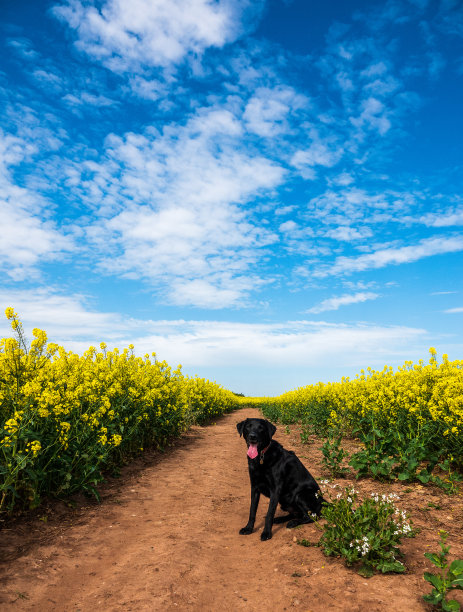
[260,530,272,541]
[239,526,253,535]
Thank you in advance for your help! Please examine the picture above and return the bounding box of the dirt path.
[1,407,463,611]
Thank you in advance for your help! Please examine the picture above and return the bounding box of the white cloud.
[0,132,73,279]
[6,37,39,61]
[70,107,285,307]
[431,290,457,295]
[100,202,275,307]
[126,75,170,101]
[0,288,426,372]
[330,172,355,187]
[291,143,341,168]
[444,307,463,314]
[274,205,296,216]
[315,235,463,277]
[134,319,426,373]
[63,91,116,107]
[0,289,127,343]
[350,96,391,135]
[323,225,373,241]
[52,0,264,73]
[32,69,64,92]
[243,86,308,137]
[278,220,316,255]
[0,203,71,281]
[418,206,463,227]
[362,75,400,97]
[279,220,298,233]
[6,289,457,395]
[168,277,255,309]
[291,129,343,178]
[307,187,418,225]
[360,61,389,79]
[307,291,380,313]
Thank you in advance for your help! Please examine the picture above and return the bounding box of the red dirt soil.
[1,407,463,612]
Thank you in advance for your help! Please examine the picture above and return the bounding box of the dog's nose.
[248,433,258,443]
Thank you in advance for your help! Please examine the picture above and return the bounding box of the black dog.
[237,417,325,541]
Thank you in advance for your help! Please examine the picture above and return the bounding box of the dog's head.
[236,418,276,459]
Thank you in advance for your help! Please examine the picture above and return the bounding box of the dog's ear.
[266,420,277,438]
[236,420,247,437]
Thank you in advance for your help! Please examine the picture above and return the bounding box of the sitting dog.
[237,417,325,541]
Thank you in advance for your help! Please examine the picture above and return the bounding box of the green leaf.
[423,572,443,590]
[380,561,405,574]
[450,577,463,590]
[425,552,444,567]
[442,599,460,612]
[85,485,101,502]
[358,564,374,578]
[397,472,410,481]
[423,592,443,605]
[449,560,463,575]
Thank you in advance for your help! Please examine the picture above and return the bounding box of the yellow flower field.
[2,306,462,515]
[255,349,463,485]
[0,309,240,514]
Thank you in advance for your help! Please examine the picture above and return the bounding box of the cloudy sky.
[1,0,462,395]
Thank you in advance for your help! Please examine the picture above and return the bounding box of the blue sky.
[1,0,462,396]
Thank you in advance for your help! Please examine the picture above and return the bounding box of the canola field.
[2,306,463,516]
[0,309,240,514]
[256,349,463,488]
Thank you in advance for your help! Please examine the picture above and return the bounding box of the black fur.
[237,417,325,541]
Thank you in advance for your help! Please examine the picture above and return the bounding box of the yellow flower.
[5,307,16,320]
[4,418,19,434]
[0,436,12,448]
[26,440,42,456]
[111,434,122,447]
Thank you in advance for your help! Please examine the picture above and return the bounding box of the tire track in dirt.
[1,407,460,611]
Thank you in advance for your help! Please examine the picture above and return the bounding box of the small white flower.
[353,536,370,556]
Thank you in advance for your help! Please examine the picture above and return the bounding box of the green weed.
[423,530,463,611]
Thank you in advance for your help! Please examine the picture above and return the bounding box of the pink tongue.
[247,444,258,459]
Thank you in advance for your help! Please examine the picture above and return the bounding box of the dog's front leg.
[239,486,260,535]
[261,489,281,541]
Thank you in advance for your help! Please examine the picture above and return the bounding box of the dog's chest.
[249,462,278,497]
